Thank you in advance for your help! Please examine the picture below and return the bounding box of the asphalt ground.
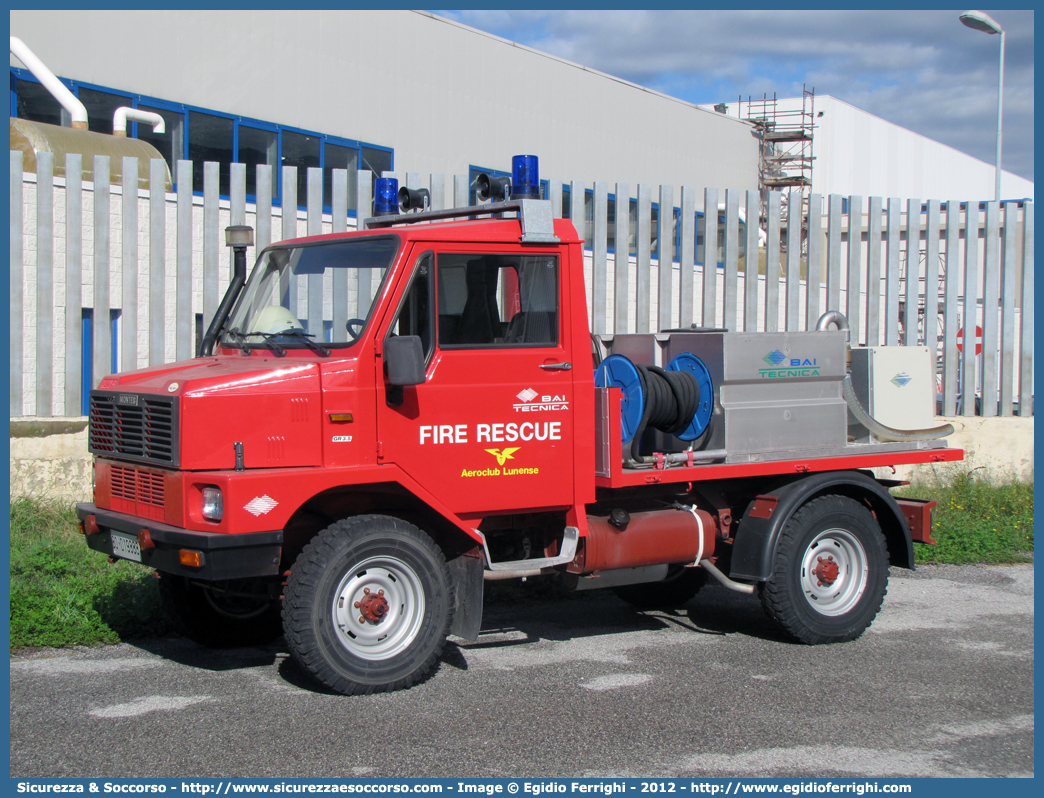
[9,564,1034,779]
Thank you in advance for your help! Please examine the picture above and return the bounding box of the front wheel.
[759,495,888,644]
[282,515,453,695]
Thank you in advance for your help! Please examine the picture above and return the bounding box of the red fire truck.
[77,156,960,695]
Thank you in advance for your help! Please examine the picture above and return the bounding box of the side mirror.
[385,336,426,386]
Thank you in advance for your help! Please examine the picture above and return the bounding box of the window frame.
[10,66,394,214]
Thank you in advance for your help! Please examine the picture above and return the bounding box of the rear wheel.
[159,575,282,647]
[612,566,708,608]
[282,515,453,695]
[759,494,889,644]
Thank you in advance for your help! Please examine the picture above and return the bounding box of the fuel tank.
[569,506,717,573]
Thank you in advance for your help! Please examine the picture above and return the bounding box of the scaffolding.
[740,86,816,223]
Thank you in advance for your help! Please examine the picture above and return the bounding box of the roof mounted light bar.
[364,199,560,244]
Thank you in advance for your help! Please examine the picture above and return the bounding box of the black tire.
[759,494,889,644]
[159,575,283,648]
[612,566,708,608]
[282,515,453,695]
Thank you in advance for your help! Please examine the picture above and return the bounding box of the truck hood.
[99,355,337,471]
[99,355,322,398]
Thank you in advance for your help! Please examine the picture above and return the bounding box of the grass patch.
[7,474,1034,649]
[9,497,173,650]
[900,473,1034,564]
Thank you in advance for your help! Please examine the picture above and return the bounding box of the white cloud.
[439,9,1034,181]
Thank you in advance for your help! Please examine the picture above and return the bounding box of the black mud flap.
[446,548,484,641]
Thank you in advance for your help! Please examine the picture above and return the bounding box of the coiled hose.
[630,365,701,462]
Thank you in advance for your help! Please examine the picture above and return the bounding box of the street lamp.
[959,9,1005,201]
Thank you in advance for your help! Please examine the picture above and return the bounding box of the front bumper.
[76,503,282,581]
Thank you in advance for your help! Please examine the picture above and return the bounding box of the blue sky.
[435,9,1034,182]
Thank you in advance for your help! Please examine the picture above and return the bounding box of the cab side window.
[436,254,558,348]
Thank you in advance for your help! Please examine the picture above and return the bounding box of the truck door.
[377,245,574,518]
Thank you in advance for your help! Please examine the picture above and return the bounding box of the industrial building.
[10,9,761,212]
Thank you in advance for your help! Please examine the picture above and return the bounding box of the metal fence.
[10,153,1034,419]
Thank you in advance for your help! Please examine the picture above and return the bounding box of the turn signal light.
[328,413,354,423]
[80,515,100,535]
[179,549,204,568]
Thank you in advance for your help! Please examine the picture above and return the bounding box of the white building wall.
[779,95,1033,201]
[10,9,760,198]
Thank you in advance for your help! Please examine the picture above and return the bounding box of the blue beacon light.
[510,155,540,199]
[373,177,400,216]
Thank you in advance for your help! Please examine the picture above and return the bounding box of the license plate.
[110,531,142,562]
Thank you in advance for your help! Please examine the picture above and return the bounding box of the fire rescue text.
[419,422,562,444]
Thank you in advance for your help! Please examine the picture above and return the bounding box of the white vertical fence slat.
[92,155,111,391]
[884,198,902,345]
[679,186,696,329]
[256,165,273,252]
[722,189,740,332]
[592,181,608,335]
[924,200,941,388]
[805,193,822,330]
[866,196,883,345]
[961,202,980,416]
[306,166,323,337]
[785,191,801,331]
[826,194,842,314]
[203,162,220,335]
[65,154,83,416]
[702,188,719,328]
[280,166,298,312]
[429,173,445,212]
[903,199,921,346]
[8,156,1033,419]
[657,184,674,331]
[635,184,652,334]
[941,201,961,417]
[332,169,349,338]
[36,152,54,416]
[742,190,759,331]
[613,182,630,334]
[980,201,1002,416]
[149,159,166,367]
[176,161,193,360]
[764,190,781,333]
[1018,203,1033,417]
[846,195,863,342]
[11,151,24,415]
[999,202,1017,416]
[120,157,137,373]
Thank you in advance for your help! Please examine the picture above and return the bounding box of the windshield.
[222,235,400,351]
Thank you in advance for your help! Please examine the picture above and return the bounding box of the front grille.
[89,391,179,466]
[111,465,165,507]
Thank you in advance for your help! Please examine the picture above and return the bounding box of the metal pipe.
[699,559,756,594]
[842,374,954,442]
[112,107,165,137]
[625,449,728,468]
[815,309,850,340]
[10,36,88,129]
[483,567,555,581]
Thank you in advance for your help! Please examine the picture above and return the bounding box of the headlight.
[201,487,223,521]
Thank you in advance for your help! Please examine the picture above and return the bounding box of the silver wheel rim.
[799,528,868,616]
[331,556,426,660]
